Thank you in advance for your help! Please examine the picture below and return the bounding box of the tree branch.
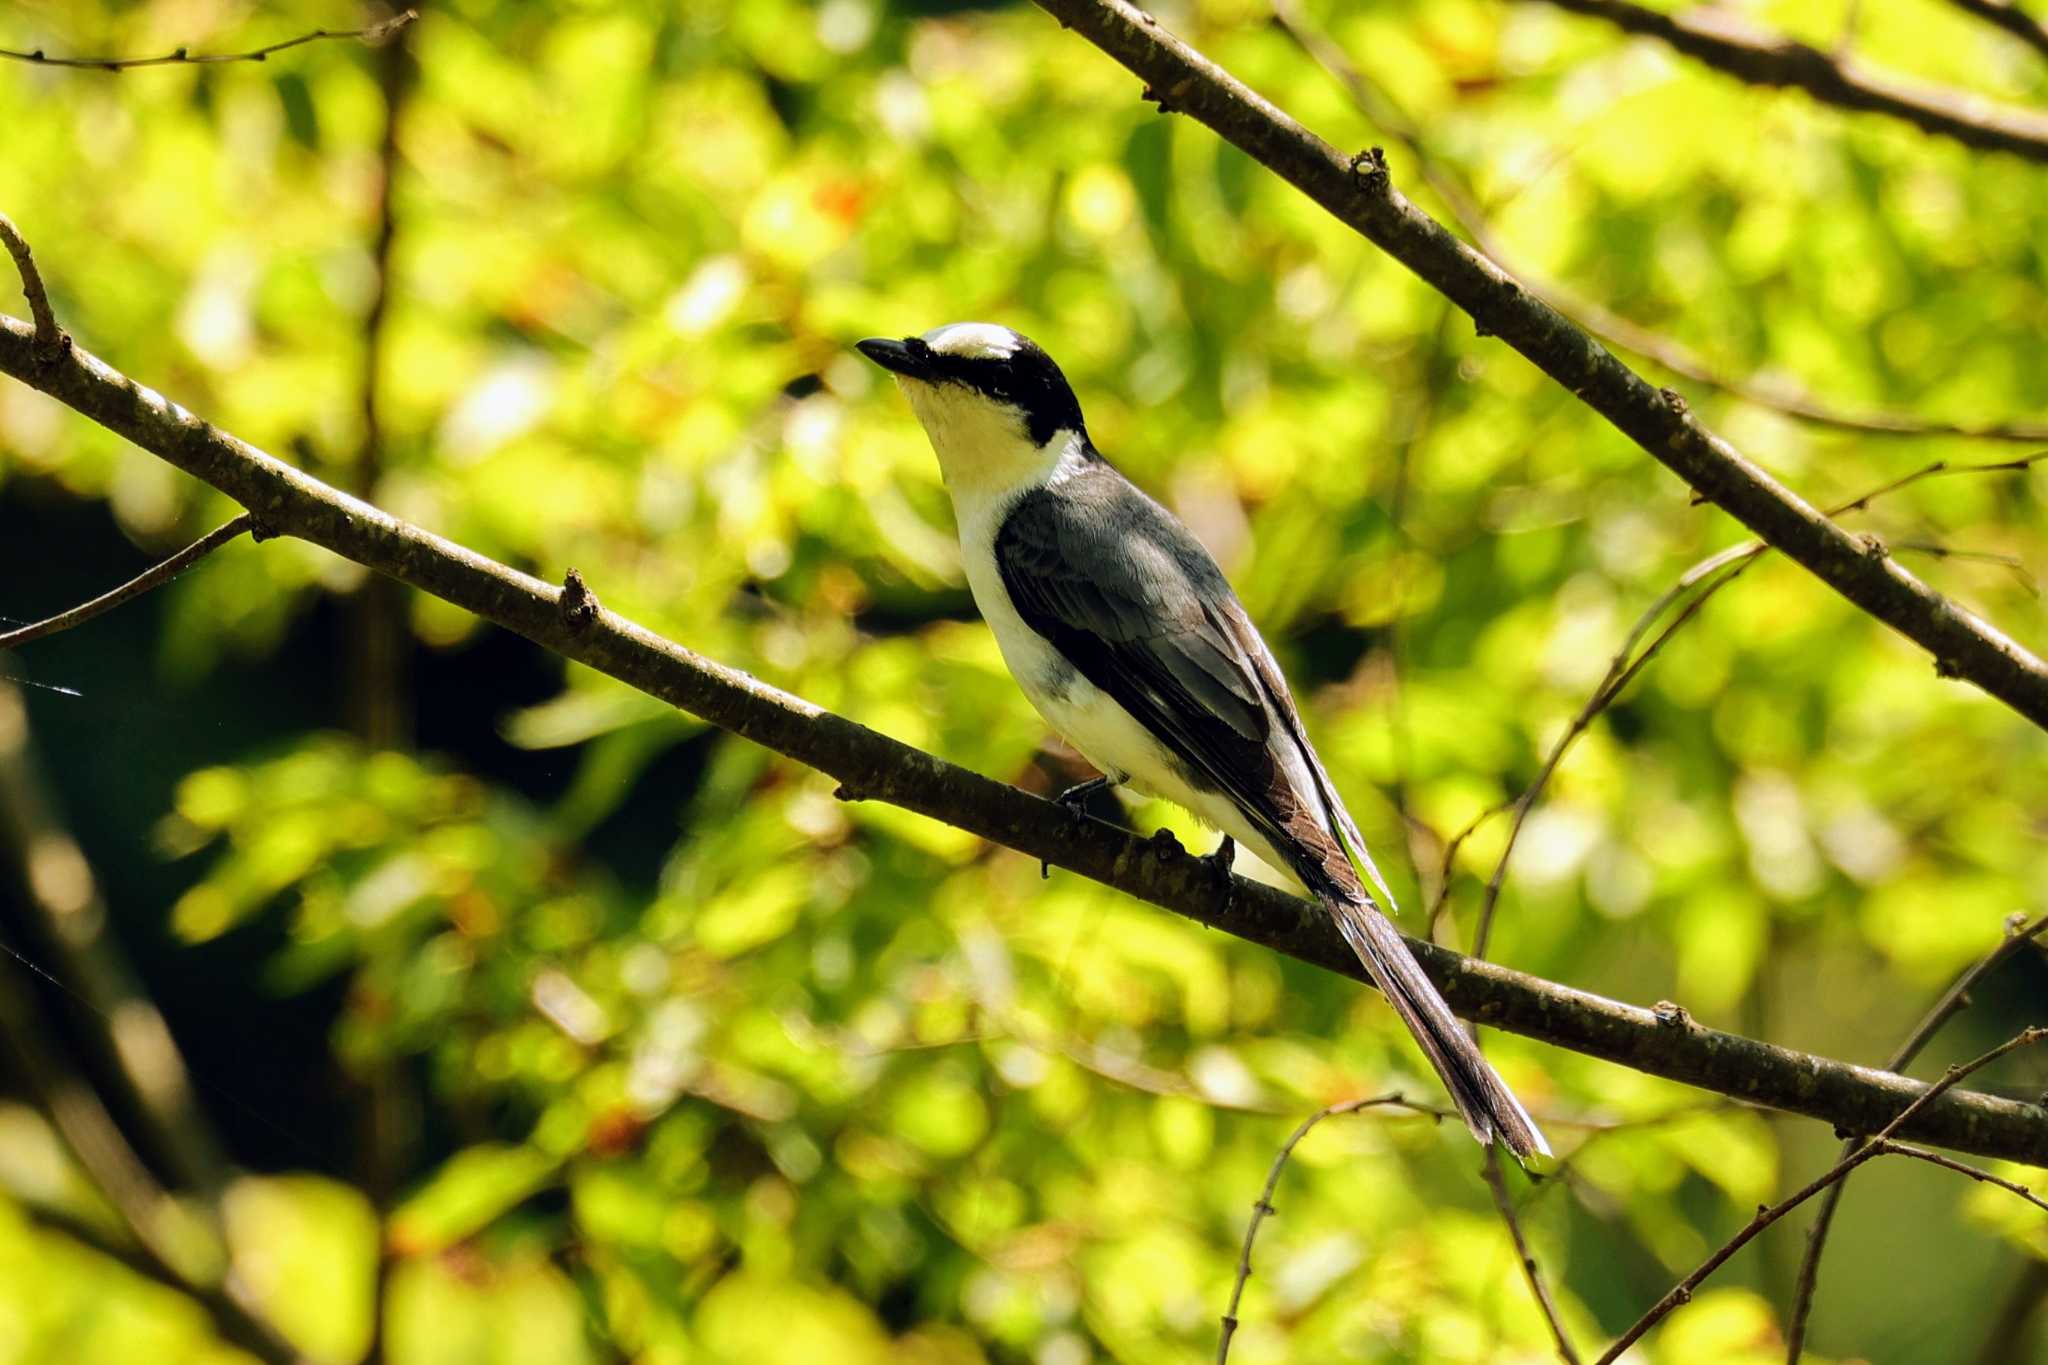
[1026,0,2048,733]
[1536,0,2048,164]
[0,681,232,1194]
[0,212,64,352]
[1595,1028,2047,1363]
[0,11,415,71]
[1270,0,2048,445]
[1483,1147,1580,1363]
[1466,452,2047,957]
[1974,1257,2048,1365]
[0,924,298,1362]
[1218,1093,1435,1363]
[1876,1139,2048,1217]
[1947,0,2048,65]
[1783,910,2048,1360]
[11,1199,299,1365]
[0,515,253,650]
[1,313,2045,1168]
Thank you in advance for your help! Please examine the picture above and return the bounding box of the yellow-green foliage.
[1,1,2045,1362]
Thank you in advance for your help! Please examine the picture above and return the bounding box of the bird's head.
[858,323,1088,498]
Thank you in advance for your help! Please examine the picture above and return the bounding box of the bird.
[857,322,1548,1161]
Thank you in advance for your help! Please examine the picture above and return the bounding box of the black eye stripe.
[931,336,1086,446]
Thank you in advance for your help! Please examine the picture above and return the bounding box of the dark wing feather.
[993,466,1333,888]
[993,463,1550,1159]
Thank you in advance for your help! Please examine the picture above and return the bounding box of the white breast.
[953,485,1303,883]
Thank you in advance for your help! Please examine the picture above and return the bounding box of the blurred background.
[2,0,2047,1361]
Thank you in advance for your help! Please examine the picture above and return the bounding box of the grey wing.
[1220,601,1402,913]
[994,470,1363,899]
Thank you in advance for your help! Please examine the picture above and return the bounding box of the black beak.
[856,336,930,378]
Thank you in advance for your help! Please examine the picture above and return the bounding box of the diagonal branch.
[0,212,64,351]
[0,10,415,71]
[1536,0,2048,164]
[1466,452,2047,957]
[0,931,298,1362]
[1783,910,2048,1360]
[1483,1147,1580,1363]
[1594,1028,2048,1363]
[1024,0,2048,732]
[0,515,254,650]
[1877,1139,2048,1217]
[1946,0,2048,64]
[1271,0,2048,445]
[0,682,233,1195]
[1218,1093,1436,1363]
[1,312,2046,1168]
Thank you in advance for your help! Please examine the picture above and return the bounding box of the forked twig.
[1469,450,2048,958]
[1784,911,2048,1360]
[1598,1028,2048,1364]
[1219,1094,1438,1363]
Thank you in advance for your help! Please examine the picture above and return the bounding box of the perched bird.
[859,322,1546,1159]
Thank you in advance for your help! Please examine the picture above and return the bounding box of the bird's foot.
[1205,835,1235,888]
[1042,775,1115,879]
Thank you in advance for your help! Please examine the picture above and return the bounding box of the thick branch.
[1,317,2045,1168]
[1026,0,2048,732]
[1538,0,2048,163]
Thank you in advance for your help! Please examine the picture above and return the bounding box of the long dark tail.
[1325,892,1550,1161]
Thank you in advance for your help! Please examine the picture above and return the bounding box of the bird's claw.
[1042,775,1113,879]
[1205,835,1235,887]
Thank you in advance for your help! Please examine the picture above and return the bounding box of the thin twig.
[1876,1140,2048,1217]
[1483,1147,1580,1363]
[1784,911,2048,1360]
[1469,452,2048,957]
[0,11,415,70]
[1894,541,2039,596]
[1473,552,1758,959]
[0,515,254,650]
[1425,799,1509,939]
[1219,1094,1433,1363]
[1597,1028,2048,1364]
[1270,0,2048,444]
[0,211,63,350]
[1538,0,2048,165]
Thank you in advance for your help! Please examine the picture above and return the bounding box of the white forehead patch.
[922,322,1020,361]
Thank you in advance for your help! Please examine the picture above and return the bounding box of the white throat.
[895,377,1087,519]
